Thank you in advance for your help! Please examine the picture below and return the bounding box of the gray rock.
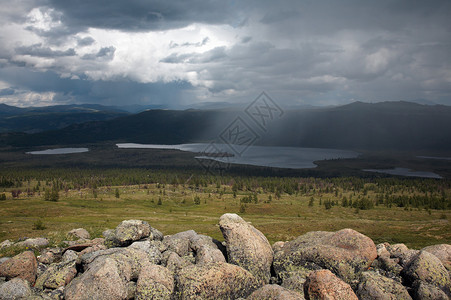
[357,271,412,299]
[61,250,79,263]
[67,228,90,240]
[273,229,377,284]
[0,277,32,299]
[219,213,273,285]
[163,230,197,257]
[175,262,259,299]
[387,243,419,267]
[280,269,310,296]
[106,220,151,247]
[128,240,162,264]
[412,280,449,300]
[304,269,358,300]
[0,257,10,264]
[0,240,13,249]
[195,245,226,265]
[150,227,164,241]
[35,260,77,290]
[136,264,174,300]
[247,284,304,300]
[422,244,451,272]
[64,257,128,300]
[165,251,193,273]
[15,238,49,248]
[403,250,450,291]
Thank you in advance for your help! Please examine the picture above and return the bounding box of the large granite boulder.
[0,251,37,285]
[219,213,273,284]
[175,262,259,299]
[273,229,377,284]
[64,257,129,300]
[357,271,412,299]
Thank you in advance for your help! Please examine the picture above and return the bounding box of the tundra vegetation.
[0,167,450,258]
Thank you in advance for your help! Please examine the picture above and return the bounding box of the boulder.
[15,238,49,249]
[387,243,419,267]
[356,271,412,299]
[304,269,358,300]
[0,240,13,249]
[273,229,376,284]
[64,257,128,300]
[163,230,197,257]
[412,280,449,300]
[67,228,91,240]
[175,262,259,299]
[0,251,37,284]
[247,284,304,300]
[136,264,174,300]
[61,250,79,263]
[166,251,193,272]
[35,260,77,290]
[280,269,310,296]
[106,220,151,247]
[403,250,450,291]
[219,213,273,284]
[0,277,32,299]
[129,240,162,265]
[422,244,451,271]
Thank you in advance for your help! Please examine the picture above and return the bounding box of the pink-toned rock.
[304,269,358,300]
[0,251,37,285]
[219,213,273,284]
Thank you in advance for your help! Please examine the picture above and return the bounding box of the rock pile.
[0,214,449,299]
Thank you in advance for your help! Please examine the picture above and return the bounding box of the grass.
[1,182,450,257]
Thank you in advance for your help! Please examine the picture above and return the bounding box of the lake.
[363,167,442,179]
[116,143,359,169]
[26,148,89,155]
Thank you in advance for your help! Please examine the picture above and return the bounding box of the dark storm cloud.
[15,44,76,57]
[46,0,239,32]
[1,0,451,107]
[0,66,194,107]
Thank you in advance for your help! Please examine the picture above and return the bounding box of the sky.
[0,0,450,108]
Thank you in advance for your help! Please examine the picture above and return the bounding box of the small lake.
[116,143,359,169]
[26,148,89,155]
[363,167,442,179]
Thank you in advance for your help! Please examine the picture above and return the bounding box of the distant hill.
[4,101,451,151]
[0,103,128,133]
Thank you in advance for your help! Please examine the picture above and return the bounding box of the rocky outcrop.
[0,214,450,300]
[219,213,273,284]
[273,229,377,285]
